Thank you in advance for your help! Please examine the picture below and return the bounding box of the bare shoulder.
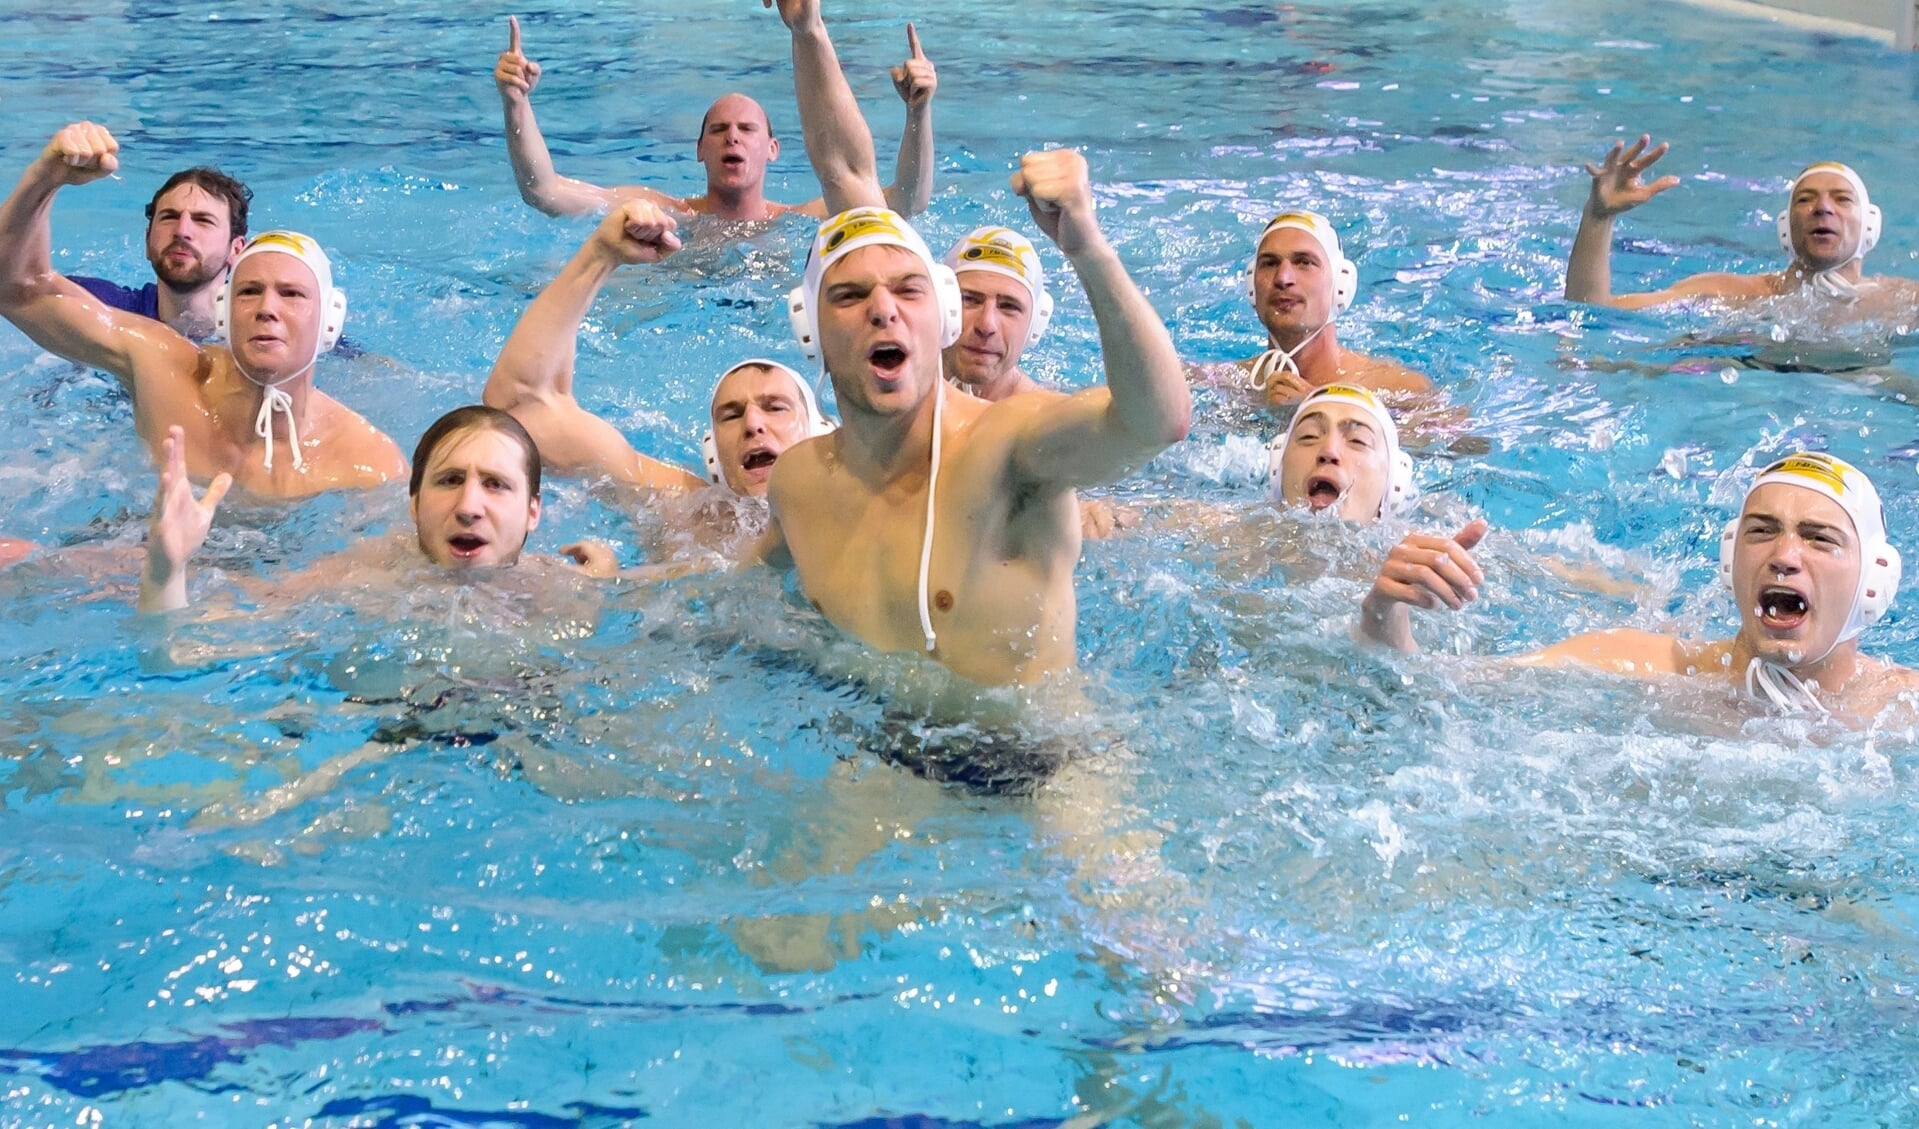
[1515,627,1690,675]
[614,184,690,212]
[1342,349,1432,392]
[315,394,408,481]
[776,198,829,220]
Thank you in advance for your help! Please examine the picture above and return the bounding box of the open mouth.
[869,343,908,377]
[721,154,746,168]
[741,448,777,472]
[447,533,488,557]
[1305,475,1343,509]
[1757,586,1810,630]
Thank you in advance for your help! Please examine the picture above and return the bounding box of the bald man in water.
[493,14,938,222]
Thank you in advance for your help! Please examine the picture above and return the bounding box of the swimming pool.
[3,0,1919,1123]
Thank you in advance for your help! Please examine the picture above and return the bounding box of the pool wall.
[1676,0,1916,45]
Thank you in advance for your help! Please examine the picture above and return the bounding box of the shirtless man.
[483,202,831,499]
[62,166,250,340]
[493,14,936,222]
[0,123,403,496]
[1566,137,1919,311]
[941,226,1054,402]
[759,1,1187,687]
[1360,451,1919,720]
[139,407,616,613]
[1238,210,1430,404]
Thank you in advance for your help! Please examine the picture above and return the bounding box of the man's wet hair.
[144,168,253,240]
[409,406,542,499]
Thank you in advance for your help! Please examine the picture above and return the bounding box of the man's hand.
[764,0,822,35]
[591,201,682,265]
[494,16,543,99]
[1583,134,1679,221]
[140,426,231,611]
[890,24,936,110]
[1011,148,1103,259]
[560,539,619,579]
[42,122,119,188]
[1367,519,1488,613]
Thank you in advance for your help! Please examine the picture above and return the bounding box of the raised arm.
[138,426,233,613]
[0,122,197,390]
[483,201,705,494]
[768,0,886,212]
[1564,134,1680,307]
[1356,520,1487,652]
[1006,149,1190,490]
[495,16,677,218]
[881,24,937,217]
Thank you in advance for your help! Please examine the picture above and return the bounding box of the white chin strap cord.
[232,354,312,474]
[1808,268,1861,303]
[1248,322,1329,392]
[1744,657,1830,716]
[916,380,944,653]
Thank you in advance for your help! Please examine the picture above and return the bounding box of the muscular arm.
[495,16,680,218]
[1564,134,1681,307]
[0,123,199,394]
[484,204,704,493]
[1007,151,1189,490]
[880,24,936,217]
[778,1,887,213]
[1513,627,1688,675]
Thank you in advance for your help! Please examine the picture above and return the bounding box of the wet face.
[145,183,242,292]
[710,365,814,495]
[1787,171,1867,271]
[1275,401,1391,521]
[227,252,322,379]
[1730,484,1864,667]
[942,271,1034,390]
[410,427,543,570]
[695,94,778,194]
[1252,227,1335,344]
[818,245,943,418]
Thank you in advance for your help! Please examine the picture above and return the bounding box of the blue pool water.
[3,0,1919,1124]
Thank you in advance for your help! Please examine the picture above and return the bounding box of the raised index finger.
[508,15,522,54]
[906,22,924,58]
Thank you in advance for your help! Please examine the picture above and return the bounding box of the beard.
[148,242,227,292]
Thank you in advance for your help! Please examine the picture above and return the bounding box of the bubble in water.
[1769,323,1789,342]
[1720,367,1739,384]
[1661,448,1689,479]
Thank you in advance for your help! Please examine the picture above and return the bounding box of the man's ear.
[525,494,542,535]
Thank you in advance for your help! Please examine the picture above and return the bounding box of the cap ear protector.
[944,226,1054,350]
[212,230,349,353]
[788,208,962,361]
[1719,453,1902,643]
[1776,162,1882,261]
[1248,210,1358,316]
[1265,384,1415,518]
[700,359,837,489]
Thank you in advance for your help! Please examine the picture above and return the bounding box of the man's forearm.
[0,160,65,303]
[883,103,934,217]
[488,243,621,403]
[1072,240,1190,450]
[790,21,885,213]
[1564,210,1616,303]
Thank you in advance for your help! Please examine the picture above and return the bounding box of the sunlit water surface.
[2,0,1919,1124]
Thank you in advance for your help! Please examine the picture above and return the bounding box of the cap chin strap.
[1744,656,1830,716]
[1807,267,1861,303]
[917,379,944,653]
[231,352,313,474]
[1249,322,1329,393]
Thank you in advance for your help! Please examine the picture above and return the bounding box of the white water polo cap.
[943,226,1054,349]
[213,230,349,354]
[1248,210,1358,314]
[701,358,837,488]
[788,207,962,360]
[1776,162,1882,261]
[1266,383,1416,517]
[1719,452,1901,650]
